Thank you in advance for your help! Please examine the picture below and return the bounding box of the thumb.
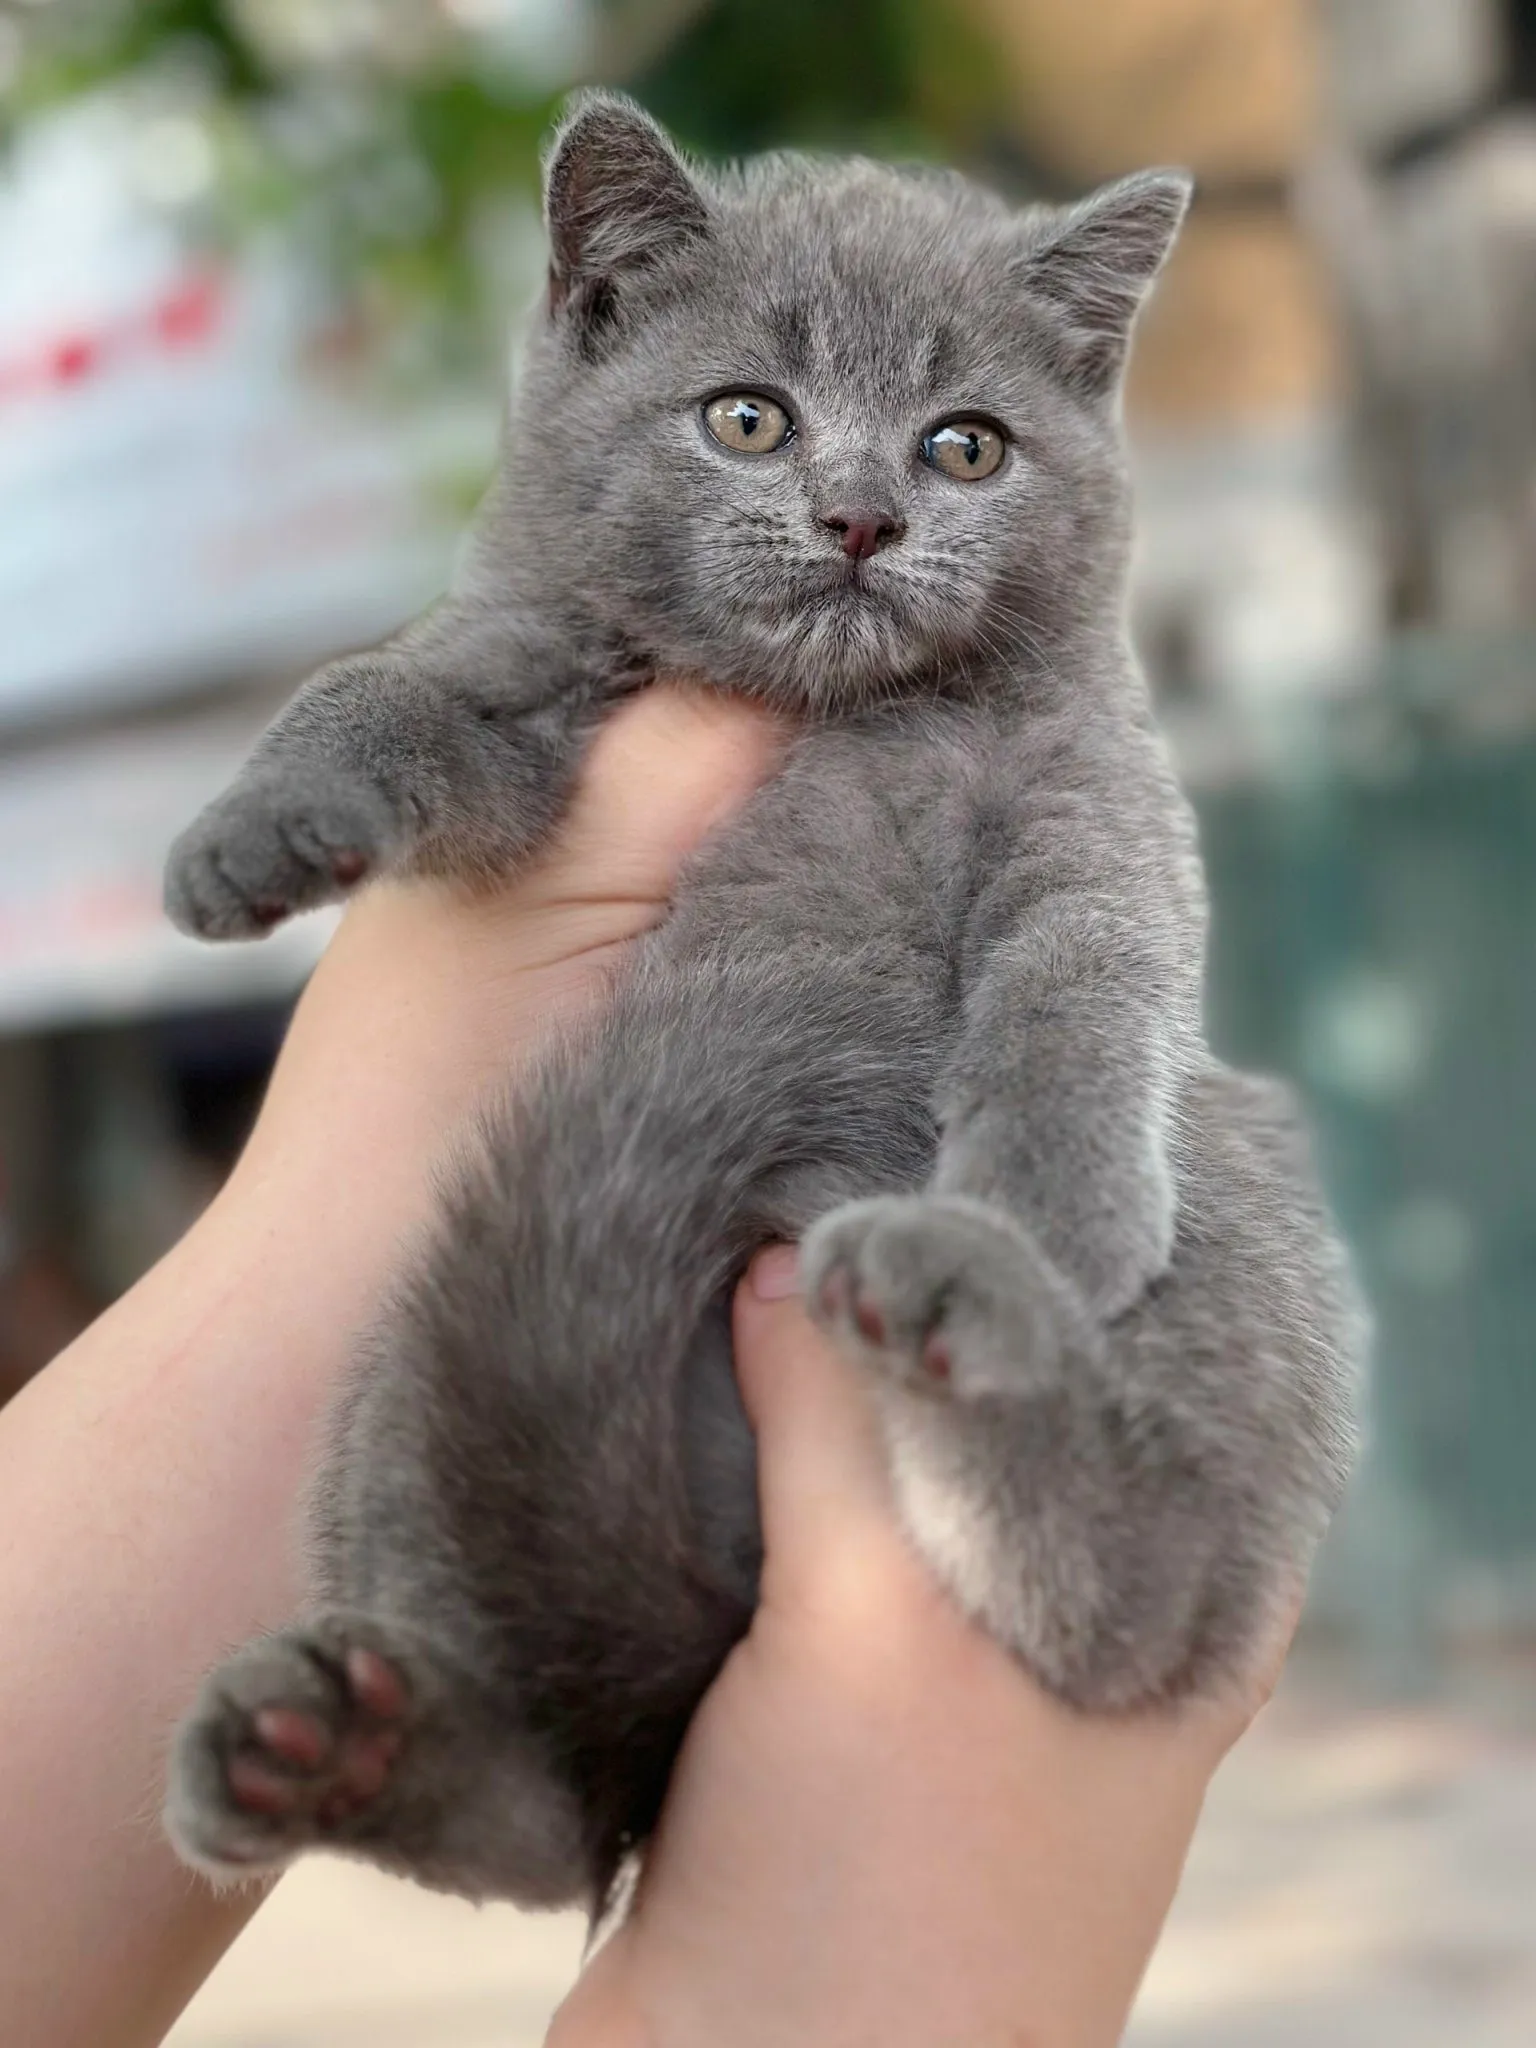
[543,684,783,907]
[733,1247,896,1597]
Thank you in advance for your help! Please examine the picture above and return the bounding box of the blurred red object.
[0,268,226,408]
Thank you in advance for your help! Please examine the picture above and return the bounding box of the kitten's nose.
[820,507,905,560]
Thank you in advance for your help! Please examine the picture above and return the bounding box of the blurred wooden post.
[961,0,1342,430]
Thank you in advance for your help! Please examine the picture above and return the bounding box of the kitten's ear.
[543,91,709,341]
[1018,170,1192,397]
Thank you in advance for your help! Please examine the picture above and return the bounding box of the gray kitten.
[162,93,1363,1914]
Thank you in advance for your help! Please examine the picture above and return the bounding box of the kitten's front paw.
[164,769,397,939]
[165,1617,414,1879]
[803,1194,1092,1400]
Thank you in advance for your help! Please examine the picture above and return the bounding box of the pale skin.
[0,687,1290,2048]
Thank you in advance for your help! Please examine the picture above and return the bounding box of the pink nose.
[821,508,905,560]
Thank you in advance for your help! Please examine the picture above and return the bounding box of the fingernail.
[750,1244,802,1300]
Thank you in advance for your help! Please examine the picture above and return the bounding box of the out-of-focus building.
[0,87,507,1386]
[967,0,1380,756]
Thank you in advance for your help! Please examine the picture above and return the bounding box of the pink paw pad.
[852,1293,887,1347]
[817,1266,851,1323]
[920,1335,953,1383]
[227,1750,302,1816]
[316,1726,404,1823]
[346,1644,408,1719]
[222,1640,410,1835]
[252,1705,332,1769]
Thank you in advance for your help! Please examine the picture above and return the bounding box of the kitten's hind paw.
[164,769,396,940]
[165,1617,414,1879]
[803,1194,1095,1401]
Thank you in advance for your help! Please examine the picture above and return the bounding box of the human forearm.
[0,688,779,2048]
[0,977,477,2047]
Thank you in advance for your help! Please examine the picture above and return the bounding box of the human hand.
[228,683,782,1230]
[551,1250,1297,2048]
[0,684,779,2048]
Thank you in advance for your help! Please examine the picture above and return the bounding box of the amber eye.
[704,393,793,453]
[921,419,1005,480]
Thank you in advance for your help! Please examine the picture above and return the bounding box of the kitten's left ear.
[543,91,710,342]
[1018,170,1193,397]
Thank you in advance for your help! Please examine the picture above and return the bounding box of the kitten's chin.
[669,569,959,708]
[779,594,936,707]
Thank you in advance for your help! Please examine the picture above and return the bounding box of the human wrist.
[541,1286,1266,2048]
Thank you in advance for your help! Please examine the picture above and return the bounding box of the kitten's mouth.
[827,559,882,596]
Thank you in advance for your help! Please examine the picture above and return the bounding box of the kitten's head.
[501,92,1188,709]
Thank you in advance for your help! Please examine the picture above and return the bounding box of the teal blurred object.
[1197,661,1536,1657]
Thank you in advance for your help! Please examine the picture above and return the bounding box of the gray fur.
[163,95,1364,1914]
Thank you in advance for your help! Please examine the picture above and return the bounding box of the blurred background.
[2,2,1535,2042]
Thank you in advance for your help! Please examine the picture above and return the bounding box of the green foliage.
[6,2,273,122]
[5,0,1010,370]
[7,3,559,355]
[632,0,1011,162]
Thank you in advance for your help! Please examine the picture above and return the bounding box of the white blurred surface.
[165,1685,1536,2048]
[0,99,472,729]
[0,706,335,1030]
[166,1863,584,2048]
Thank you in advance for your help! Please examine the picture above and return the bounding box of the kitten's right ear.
[543,91,710,345]
[1017,170,1192,398]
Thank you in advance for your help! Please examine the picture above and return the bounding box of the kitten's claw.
[165,1619,414,1877]
[803,1193,1092,1400]
[164,770,396,940]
